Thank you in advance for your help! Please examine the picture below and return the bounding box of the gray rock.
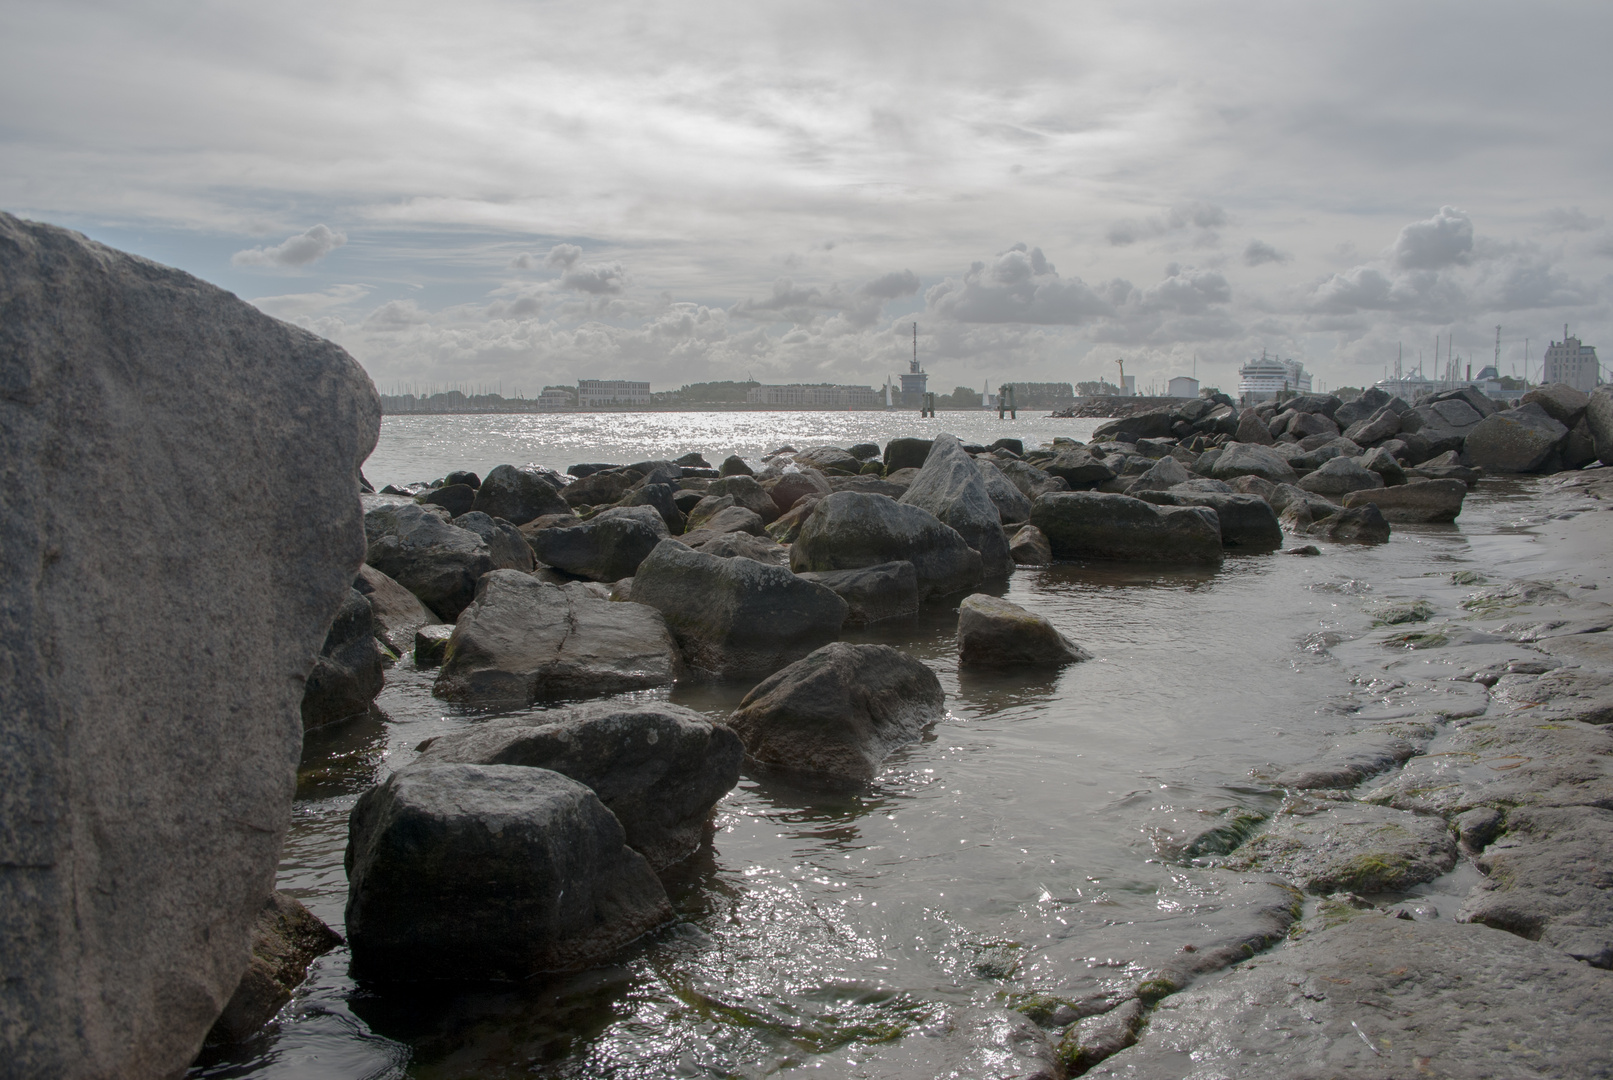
[1088,916,1613,1079]
[527,505,668,582]
[686,502,765,536]
[1296,455,1385,497]
[1234,408,1276,445]
[1042,447,1117,488]
[1521,382,1591,427]
[433,571,680,704]
[1464,402,1570,473]
[791,492,984,600]
[419,482,476,517]
[354,563,441,655]
[301,588,384,730]
[683,530,789,565]
[1490,666,1613,725]
[366,501,495,620]
[796,561,920,625]
[898,434,1013,578]
[1358,444,1407,485]
[769,467,834,514]
[958,594,1090,667]
[1287,411,1340,440]
[1459,804,1613,967]
[1588,386,1613,465]
[718,454,754,477]
[795,445,862,475]
[1271,731,1424,790]
[1408,448,1484,485]
[1133,491,1283,551]
[1124,455,1193,494]
[883,436,935,473]
[1093,407,1176,442]
[1225,473,1277,501]
[0,213,378,1078]
[708,473,782,524]
[765,495,823,544]
[1414,396,1486,455]
[1058,998,1142,1075]
[727,643,945,783]
[995,457,1071,501]
[975,458,1034,523]
[470,464,570,524]
[1009,523,1054,565]
[344,764,672,981]
[452,510,535,572]
[616,481,686,535]
[413,623,454,666]
[416,702,742,870]
[1208,442,1299,485]
[1029,492,1224,564]
[1565,417,1600,469]
[632,540,848,678]
[685,494,736,530]
[1332,387,1394,430]
[205,892,342,1046]
[828,474,909,498]
[1313,503,1391,543]
[561,467,641,508]
[1226,797,1456,894]
[1343,478,1466,523]
[1342,404,1402,446]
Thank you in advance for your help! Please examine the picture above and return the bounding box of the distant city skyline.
[3,2,1608,400]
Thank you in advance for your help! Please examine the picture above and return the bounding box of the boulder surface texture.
[791,491,983,599]
[0,213,379,1078]
[344,764,673,981]
[365,501,492,621]
[1030,492,1224,564]
[957,594,1091,667]
[897,434,1013,578]
[299,588,384,730]
[417,701,742,870]
[727,643,946,783]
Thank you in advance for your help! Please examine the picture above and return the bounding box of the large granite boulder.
[1341,404,1402,446]
[419,482,475,517]
[1207,442,1299,485]
[718,454,754,477]
[1124,455,1194,494]
[204,892,341,1046]
[616,481,686,535]
[1009,523,1053,565]
[1413,396,1486,455]
[1029,492,1224,564]
[416,702,742,870]
[995,458,1071,500]
[452,510,535,572]
[768,467,834,514]
[353,563,440,655]
[795,561,920,625]
[707,474,782,524]
[0,213,378,1077]
[882,436,934,473]
[1295,455,1385,497]
[1092,407,1175,442]
[1312,503,1391,543]
[898,434,1012,578]
[683,530,789,565]
[526,505,668,582]
[365,501,494,620]
[1343,479,1466,523]
[1041,447,1116,488]
[469,464,569,525]
[1521,383,1591,427]
[957,594,1090,667]
[433,571,680,705]
[300,588,384,730]
[1588,386,1613,465]
[727,643,946,783]
[791,491,983,599]
[1234,408,1276,445]
[975,458,1034,523]
[1463,402,1569,473]
[344,764,672,981]
[1133,491,1284,551]
[631,540,848,678]
[561,467,641,507]
[1332,386,1394,430]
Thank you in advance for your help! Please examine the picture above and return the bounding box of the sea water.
[191,414,1547,1079]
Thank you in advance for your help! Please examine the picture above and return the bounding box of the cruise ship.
[1238,352,1311,404]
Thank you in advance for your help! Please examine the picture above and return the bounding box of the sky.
[4,0,1611,399]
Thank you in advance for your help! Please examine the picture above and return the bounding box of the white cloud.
[1107,202,1229,247]
[927,245,1114,325]
[249,282,371,319]
[231,224,347,268]
[1244,239,1290,266]
[1390,205,1472,270]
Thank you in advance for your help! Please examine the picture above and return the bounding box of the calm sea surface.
[193,412,1548,1079]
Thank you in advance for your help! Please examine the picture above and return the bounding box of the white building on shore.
[746,383,881,408]
[1167,376,1200,398]
[1543,330,1601,393]
[577,379,651,407]
[1238,354,1311,404]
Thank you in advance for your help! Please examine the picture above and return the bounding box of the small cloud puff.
[1243,239,1290,267]
[1391,205,1473,270]
[232,224,347,268]
[927,243,1114,325]
[1107,202,1228,247]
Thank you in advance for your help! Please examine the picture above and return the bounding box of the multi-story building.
[576,379,651,407]
[1542,330,1601,393]
[1238,353,1311,404]
[745,383,881,408]
[537,389,573,410]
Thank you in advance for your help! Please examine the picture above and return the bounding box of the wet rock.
[1284,544,1321,556]
[675,451,711,469]
[413,624,454,666]
[958,594,1089,667]
[796,445,863,475]
[344,764,673,981]
[686,502,766,537]
[796,561,920,626]
[632,540,847,678]
[1312,503,1391,544]
[366,501,495,620]
[997,457,1073,500]
[1010,523,1053,565]
[444,469,481,489]
[898,434,1013,578]
[301,588,385,730]
[420,482,476,517]
[766,495,822,543]
[792,492,984,600]
[770,467,835,514]
[683,529,789,565]
[718,454,754,477]
[850,441,883,460]
[1058,998,1142,1075]
[1234,408,1276,445]
[1208,442,1299,485]
[727,643,945,783]
[1225,797,1456,894]
[433,571,679,704]
[471,464,570,524]
[354,563,440,655]
[882,436,935,473]
[1489,666,1613,725]
[1123,455,1194,494]
[416,702,742,870]
[1463,402,1569,473]
[1343,478,1466,523]
[1521,382,1591,427]
[617,481,686,535]
[1088,915,1613,1079]
[1458,804,1613,967]
[205,892,342,1045]
[1455,806,1505,850]
[1042,447,1117,488]
[562,467,641,508]
[1133,491,1283,551]
[1296,455,1384,497]
[1030,492,1224,564]
[453,510,535,572]
[1270,732,1423,790]
[0,213,379,1077]
[527,505,668,582]
[976,458,1035,523]
[708,473,782,525]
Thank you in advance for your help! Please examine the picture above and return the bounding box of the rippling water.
[193,414,1548,1079]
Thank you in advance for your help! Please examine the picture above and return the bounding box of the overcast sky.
[5,0,1610,397]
